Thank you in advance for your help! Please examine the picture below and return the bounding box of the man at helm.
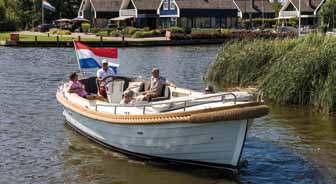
[97,59,115,97]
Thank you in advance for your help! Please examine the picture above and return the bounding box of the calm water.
[0,46,335,184]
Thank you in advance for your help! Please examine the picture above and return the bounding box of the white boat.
[56,75,269,173]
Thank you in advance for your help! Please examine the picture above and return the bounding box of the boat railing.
[92,92,238,115]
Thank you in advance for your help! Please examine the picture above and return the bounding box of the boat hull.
[62,107,250,171]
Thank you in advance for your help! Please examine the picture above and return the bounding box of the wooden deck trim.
[56,91,269,125]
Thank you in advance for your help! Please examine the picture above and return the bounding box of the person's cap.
[102,59,108,64]
[152,68,159,72]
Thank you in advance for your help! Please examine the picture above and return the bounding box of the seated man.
[120,90,135,105]
[97,59,116,97]
[68,72,89,98]
[141,68,166,101]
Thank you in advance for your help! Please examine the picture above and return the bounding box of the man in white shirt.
[97,59,115,97]
[97,59,115,80]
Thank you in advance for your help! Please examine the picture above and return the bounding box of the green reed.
[206,34,336,113]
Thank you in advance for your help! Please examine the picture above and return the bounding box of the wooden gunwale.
[56,91,269,125]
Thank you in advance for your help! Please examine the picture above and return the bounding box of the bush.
[239,18,278,29]
[191,28,221,33]
[90,28,100,34]
[95,28,119,36]
[170,30,296,40]
[132,29,162,38]
[206,34,336,113]
[48,28,71,35]
[167,27,185,33]
[288,17,299,27]
[0,21,17,31]
[124,27,139,35]
[81,23,90,33]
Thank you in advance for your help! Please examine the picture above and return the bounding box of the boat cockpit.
[79,75,183,104]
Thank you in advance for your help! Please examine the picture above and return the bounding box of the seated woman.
[68,72,89,98]
[120,90,135,105]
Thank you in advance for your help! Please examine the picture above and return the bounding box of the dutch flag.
[42,0,56,12]
[74,41,119,73]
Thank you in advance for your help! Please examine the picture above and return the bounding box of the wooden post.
[78,36,81,42]
[100,36,103,46]
[57,35,59,47]
[35,35,37,46]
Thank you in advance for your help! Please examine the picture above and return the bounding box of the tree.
[319,0,336,31]
[271,0,283,17]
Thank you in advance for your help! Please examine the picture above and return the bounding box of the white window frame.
[170,0,175,10]
[163,1,169,10]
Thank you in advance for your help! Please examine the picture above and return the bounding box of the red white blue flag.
[74,41,119,71]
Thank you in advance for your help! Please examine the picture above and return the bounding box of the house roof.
[175,0,237,10]
[234,0,275,13]
[91,0,122,12]
[286,0,324,12]
[119,0,161,10]
[132,0,161,10]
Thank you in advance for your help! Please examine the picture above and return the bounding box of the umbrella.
[55,18,72,22]
[72,17,89,22]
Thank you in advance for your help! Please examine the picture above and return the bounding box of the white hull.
[63,108,249,169]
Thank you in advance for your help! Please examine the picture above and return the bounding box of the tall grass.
[206,34,336,113]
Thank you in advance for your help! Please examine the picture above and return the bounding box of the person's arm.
[67,82,78,93]
[97,70,102,81]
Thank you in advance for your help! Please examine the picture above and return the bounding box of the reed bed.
[206,34,336,113]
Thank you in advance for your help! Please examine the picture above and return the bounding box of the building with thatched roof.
[118,0,162,28]
[78,0,122,27]
[78,0,282,29]
[157,0,238,29]
[278,0,325,26]
[233,0,276,19]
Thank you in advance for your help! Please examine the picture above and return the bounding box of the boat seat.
[80,77,98,94]
[151,85,170,102]
[106,79,125,103]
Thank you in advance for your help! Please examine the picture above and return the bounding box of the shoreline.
[2,39,225,47]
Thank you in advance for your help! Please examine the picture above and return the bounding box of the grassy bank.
[206,34,336,113]
[0,32,100,42]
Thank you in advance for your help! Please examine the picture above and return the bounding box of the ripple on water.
[0,46,332,184]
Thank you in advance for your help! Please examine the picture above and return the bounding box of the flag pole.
[298,0,301,36]
[73,40,84,76]
[42,1,44,24]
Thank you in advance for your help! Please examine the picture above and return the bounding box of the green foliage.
[167,27,185,33]
[192,28,221,33]
[48,28,71,35]
[271,1,283,17]
[0,0,81,31]
[171,30,296,40]
[319,0,336,31]
[132,30,161,38]
[288,17,299,27]
[81,23,90,33]
[206,34,336,113]
[239,18,278,29]
[123,26,140,35]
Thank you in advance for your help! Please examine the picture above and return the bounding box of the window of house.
[170,1,175,10]
[163,0,169,10]
[170,17,177,26]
